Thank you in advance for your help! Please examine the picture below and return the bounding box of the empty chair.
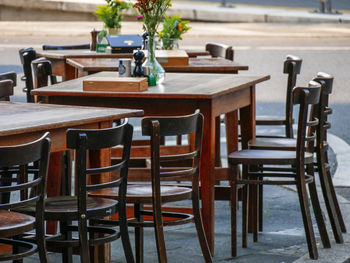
[228,82,330,259]
[31,58,57,90]
[91,111,213,263]
[19,122,135,263]
[255,55,302,138]
[42,44,90,50]
[0,72,16,101]
[0,132,51,262]
[249,72,345,243]
[205,42,234,61]
[19,47,36,102]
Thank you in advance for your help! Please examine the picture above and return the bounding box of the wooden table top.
[0,102,143,137]
[32,72,269,99]
[66,57,248,74]
[36,49,210,60]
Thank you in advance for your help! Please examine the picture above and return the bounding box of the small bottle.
[96,31,109,53]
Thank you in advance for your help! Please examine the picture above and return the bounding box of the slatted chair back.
[293,82,321,160]
[282,54,303,138]
[66,122,133,224]
[0,72,16,101]
[0,132,50,262]
[31,58,57,90]
[0,80,14,101]
[19,48,36,102]
[142,110,203,184]
[205,42,234,61]
[42,44,90,50]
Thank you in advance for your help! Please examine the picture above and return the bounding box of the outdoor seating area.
[1,0,350,262]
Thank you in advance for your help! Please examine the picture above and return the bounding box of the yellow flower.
[158,32,164,37]
[115,0,123,4]
[168,1,172,6]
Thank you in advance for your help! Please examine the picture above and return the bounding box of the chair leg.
[242,165,249,248]
[324,149,346,233]
[259,183,263,232]
[152,197,167,263]
[306,164,331,248]
[78,216,90,263]
[229,165,238,258]
[60,221,73,263]
[119,201,135,263]
[192,184,212,262]
[134,204,144,263]
[317,149,344,243]
[296,168,318,259]
[251,174,258,243]
[36,217,49,263]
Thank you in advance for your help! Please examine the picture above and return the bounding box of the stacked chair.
[229,81,329,259]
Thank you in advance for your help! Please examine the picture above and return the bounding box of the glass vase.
[143,36,165,84]
[161,38,179,50]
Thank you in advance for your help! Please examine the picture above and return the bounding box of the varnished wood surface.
[0,102,143,138]
[36,49,209,60]
[32,71,269,99]
[66,57,248,75]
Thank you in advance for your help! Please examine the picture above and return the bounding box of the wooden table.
[36,49,211,81]
[66,57,249,78]
[32,71,270,254]
[0,101,143,204]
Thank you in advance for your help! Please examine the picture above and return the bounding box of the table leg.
[239,85,257,235]
[198,104,216,255]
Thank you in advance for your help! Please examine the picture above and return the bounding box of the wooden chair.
[19,47,36,102]
[21,123,135,263]
[228,82,330,259]
[205,42,234,61]
[0,132,51,262]
[255,55,302,138]
[249,72,345,243]
[91,111,213,263]
[0,72,16,101]
[42,44,90,50]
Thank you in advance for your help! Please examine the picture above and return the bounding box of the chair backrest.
[283,54,303,138]
[205,42,234,61]
[19,47,36,103]
[42,44,90,50]
[0,80,14,101]
[0,72,16,101]
[141,110,203,193]
[293,82,321,160]
[31,58,57,91]
[312,72,334,146]
[0,132,50,236]
[66,122,133,218]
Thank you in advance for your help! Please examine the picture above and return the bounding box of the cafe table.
[66,57,249,78]
[36,49,211,81]
[31,71,270,254]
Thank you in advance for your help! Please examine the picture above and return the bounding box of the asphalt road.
[189,0,350,11]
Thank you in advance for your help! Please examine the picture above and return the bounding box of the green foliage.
[160,14,190,40]
[94,0,132,29]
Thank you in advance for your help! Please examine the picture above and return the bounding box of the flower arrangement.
[159,14,191,50]
[94,0,132,36]
[133,0,172,37]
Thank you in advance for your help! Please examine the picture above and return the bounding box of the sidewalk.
[0,0,350,23]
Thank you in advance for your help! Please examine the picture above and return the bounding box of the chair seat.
[0,210,35,237]
[91,183,192,204]
[249,137,296,150]
[18,196,118,221]
[228,149,314,165]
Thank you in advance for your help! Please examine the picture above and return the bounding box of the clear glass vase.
[161,38,179,50]
[143,36,165,84]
